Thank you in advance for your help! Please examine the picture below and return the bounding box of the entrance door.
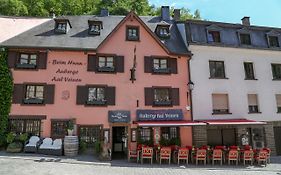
[274,127,281,155]
[112,126,127,159]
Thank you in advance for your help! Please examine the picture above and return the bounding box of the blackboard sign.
[136,109,183,121]
[108,110,131,123]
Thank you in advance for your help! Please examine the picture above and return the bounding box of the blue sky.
[149,0,281,28]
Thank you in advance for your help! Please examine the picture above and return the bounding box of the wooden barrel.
[64,136,79,156]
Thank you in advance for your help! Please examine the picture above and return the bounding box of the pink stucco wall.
[10,15,192,146]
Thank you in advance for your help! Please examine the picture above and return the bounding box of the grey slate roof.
[1,15,189,55]
[185,19,281,51]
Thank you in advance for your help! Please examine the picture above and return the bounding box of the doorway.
[274,127,281,155]
[112,126,127,159]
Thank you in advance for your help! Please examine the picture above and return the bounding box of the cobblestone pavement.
[1,154,281,175]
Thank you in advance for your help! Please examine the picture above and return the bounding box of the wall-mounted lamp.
[187,81,194,91]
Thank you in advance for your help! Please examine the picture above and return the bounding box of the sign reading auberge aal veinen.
[136,109,183,121]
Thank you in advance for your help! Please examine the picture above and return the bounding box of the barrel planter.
[64,136,79,156]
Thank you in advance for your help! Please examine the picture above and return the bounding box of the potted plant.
[6,132,23,153]
[67,120,74,136]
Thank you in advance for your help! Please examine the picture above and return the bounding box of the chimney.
[161,6,170,21]
[173,9,180,21]
[241,16,250,26]
[100,9,109,17]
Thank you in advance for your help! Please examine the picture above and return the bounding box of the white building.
[178,17,281,155]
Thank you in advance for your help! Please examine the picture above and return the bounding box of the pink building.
[2,7,197,158]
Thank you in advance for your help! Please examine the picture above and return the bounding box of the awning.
[199,119,266,125]
[133,120,206,127]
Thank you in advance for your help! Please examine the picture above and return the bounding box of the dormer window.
[268,36,279,47]
[207,31,221,43]
[90,24,101,34]
[155,22,170,39]
[57,23,66,32]
[88,19,103,35]
[240,33,251,45]
[54,17,72,34]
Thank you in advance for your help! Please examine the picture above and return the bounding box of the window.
[79,125,102,145]
[153,58,169,73]
[276,94,281,113]
[157,26,170,38]
[9,119,41,136]
[139,127,152,142]
[240,33,251,45]
[207,128,236,146]
[55,22,67,33]
[98,56,114,72]
[207,31,221,43]
[126,26,139,41]
[244,62,255,80]
[87,87,106,105]
[154,88,171,106]
[272,64,281,80]
[209,61,226,78]
[248,94,259,113]
[17,53,37,68]
[161,127,179,140]
[212,94,229,114]
[24,85,44,104]
[89,24,101,35]
[51,120,70,138]
[268,36,279,47]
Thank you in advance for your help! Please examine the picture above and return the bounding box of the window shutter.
[169,58,178,74]
[7,51,18,68]
[276,94,281,107]
[12,84,24,104]
[76,86,88,105]
[144,56,153,73]
[144,87,154,106]
[45,84,55,104]
[37,52,48,69]
[115,56,124,72]
[171,88,180,106]
[106,86,116,105]
[212,94,228,110]
[248,94,258,106]
[87,55,97,72]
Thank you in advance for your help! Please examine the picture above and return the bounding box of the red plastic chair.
[160,147,171,164]
[243,150,253,165]
[228,149,239,165]
[141,147,153,164]
[128,148,138,162]
[212,149,223,165]
[196,149,207,165]
[255,150,268,166]
[177,148,189,165]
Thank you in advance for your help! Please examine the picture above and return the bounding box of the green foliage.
[18,133,28,143]
[0,0,28,16]
[79,140,87,153]
[95,140,101,154]
[6,142,23,153]
[6,132,16,144]
[0,0,201,20]
[160,137,181,146]
[0,49,13,147]
[67,120,74,130]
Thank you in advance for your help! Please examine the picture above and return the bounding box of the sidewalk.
[1,151,281,172]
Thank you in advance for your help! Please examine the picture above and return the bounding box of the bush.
[6,142,23,153]
[6,132,16,144]
[0,49,13,147]
[19,133,28,143]
[79,140,87,153]
[95,141,101,154]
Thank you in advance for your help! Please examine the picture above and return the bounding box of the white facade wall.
[190,45,281,122]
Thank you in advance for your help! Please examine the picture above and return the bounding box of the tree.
[0,49,13,147]
[193,9,201,20]
[0,0,28,16]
